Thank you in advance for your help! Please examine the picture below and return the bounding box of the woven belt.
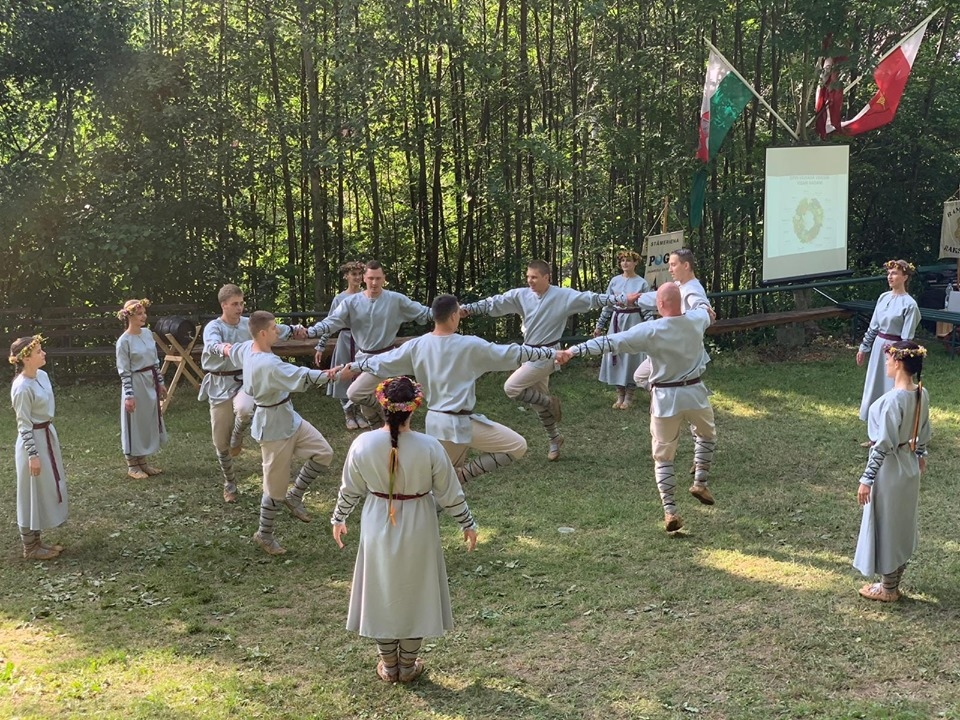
[528,338,562,348]
[32,421,64,503]
[256,396,291,409]
[651,377,702,389]
[434,408,474,416]
[209,370,242,377]
[358,344,399,355]
[132,366,164,435]
[877,332,901,341]
[371,491,429,501]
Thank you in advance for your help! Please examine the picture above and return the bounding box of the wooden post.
[661,196,669,234]
[776,288,812,348]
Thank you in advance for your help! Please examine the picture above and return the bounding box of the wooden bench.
[705,306,851,335]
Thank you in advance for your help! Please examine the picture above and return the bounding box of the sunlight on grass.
[697,548,844,591]
[710,393,768,419]
[756,388,853,420]
[514,535,547,550]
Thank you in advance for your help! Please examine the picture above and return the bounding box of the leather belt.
[651,377,702,389]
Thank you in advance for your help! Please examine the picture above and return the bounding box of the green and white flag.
[690,48,753,228]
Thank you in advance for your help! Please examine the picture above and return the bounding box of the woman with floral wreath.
[853,341,930,602]
[10,335,68,559]
[116,299,167,479]
[856,260,921,437]
[331,376,478,684]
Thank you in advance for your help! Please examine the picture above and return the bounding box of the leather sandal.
[376,659,399,683]
[858,582,901,603]
[398,658,425,683]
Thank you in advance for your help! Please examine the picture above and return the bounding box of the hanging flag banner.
[940,200,960,259]
[644,231,685,288]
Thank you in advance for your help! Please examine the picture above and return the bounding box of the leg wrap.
[516,387,552,412]
[537,408,561,439]
[230,414,251,449]
[398,638,423,669]
[19,526,39,549]
[376,639,399,665]
[288,458,325,501]
[655,462,677,515]
[882,563,907,593]
[217,450,236,488]
[693,436,716,484]
[456,452,515,485]
[258,494,280,536]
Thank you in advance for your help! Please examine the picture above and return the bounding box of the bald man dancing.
[557,283,717,533]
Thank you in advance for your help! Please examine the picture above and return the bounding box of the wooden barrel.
[153,316,195,347]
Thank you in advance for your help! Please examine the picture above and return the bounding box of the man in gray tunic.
[339,294,556,485]
[199,283,305,503]
[306,260,432,424]
[557,283,717,533]
[627,248,711,391]
[460,259,629,461]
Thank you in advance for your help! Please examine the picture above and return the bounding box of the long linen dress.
[116,331,167,456]
[858,292,920,421]
[11,369,69,531]
[853,387,931,577]
[596,274,650,387]
[325,290,357,401]
[332,430,475,639]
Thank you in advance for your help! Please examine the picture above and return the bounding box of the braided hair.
[9,336,42,373]
[886,340,926,450]
[376,376,424,524]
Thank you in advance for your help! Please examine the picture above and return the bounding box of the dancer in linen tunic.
[333,429,475,639]
[559,284,716,532]
[307,263,432,421]
[349,294,556,484]
[116,330,167,457]
[856,292,920,421]
[199,284,300,502]
[595,271,650,399]
[853,387,930,579]
[460,260,627,461]
[12,368,68,533]
[325,262,365,429]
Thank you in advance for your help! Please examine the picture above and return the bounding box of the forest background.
[1,0,958,315]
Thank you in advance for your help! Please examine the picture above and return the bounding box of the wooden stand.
[153,326,204,414]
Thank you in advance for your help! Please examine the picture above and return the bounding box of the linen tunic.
[857,292,921,421]
[572,307,712,418]
[356,334,554,444]
[11,370,69,531]
[116,331,167,456]
[306,290,432,357]
[595,274,651,387]
[853,387,930,577]
[198,317,294,404]
[325,291,359,401]
[332,430,475,639]
[635,278,710,314]
[461,286,624,375]
[231,341,328,443]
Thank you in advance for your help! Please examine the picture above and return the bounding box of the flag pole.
[705,39,799,141]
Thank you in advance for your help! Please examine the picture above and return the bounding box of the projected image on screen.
[763,146,849,282]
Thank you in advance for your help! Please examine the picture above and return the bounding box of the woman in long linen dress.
[853,341,930,603]
[326,261,368,430]
[116,299,167,479]
[856,260,921,431]
[10,335,68,559]
[331,376,478,684]
[594,250,650,409]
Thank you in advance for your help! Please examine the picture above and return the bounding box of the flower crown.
[885,344,927,360]
[375,378,424,413]
[117,298,151,320]
[884,260,916,275]
[617,249,642,262]
[8,335,45,365]
[343,261,365,273]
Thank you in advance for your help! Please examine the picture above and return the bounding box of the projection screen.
[763,145,849,283]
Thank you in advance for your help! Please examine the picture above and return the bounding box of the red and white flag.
[815,36,846,140]
[838,20,930,136]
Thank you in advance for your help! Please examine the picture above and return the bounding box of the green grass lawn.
[1,336,959,719]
